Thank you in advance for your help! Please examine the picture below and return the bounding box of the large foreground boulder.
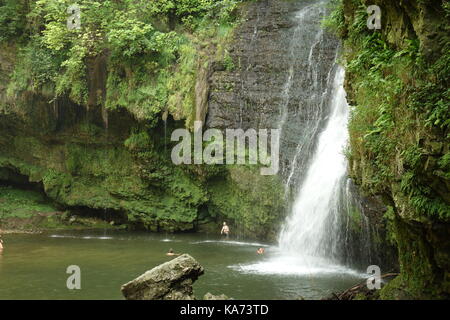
[121,254,204,300]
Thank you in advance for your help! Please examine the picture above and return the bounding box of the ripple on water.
[49,235,113,240]
[190,240,271,247]
[160,239,181,242]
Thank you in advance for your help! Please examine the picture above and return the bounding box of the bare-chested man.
[220,222,230,238]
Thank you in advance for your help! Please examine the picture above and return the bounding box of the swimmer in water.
[257,248,265,255]
[220,222,230,238]
[166,248,180,256]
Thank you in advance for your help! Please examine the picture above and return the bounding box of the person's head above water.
[168,248,173,253]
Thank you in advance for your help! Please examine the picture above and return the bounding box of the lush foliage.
[0,0,28,43]
[2,0,243,126]
[0,0,286,238]
[330,0,450,221]
[0,185,56,219]
[330,0,450,299]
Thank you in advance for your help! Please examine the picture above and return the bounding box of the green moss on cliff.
[380,214,448,299]
[332,0,450,299]
[0,186,56,219]
[208,166,285,240]
[0,111,284,237]
[0,0,286,238]
[0,122,209,232]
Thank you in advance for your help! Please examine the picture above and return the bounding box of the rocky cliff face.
[207,0,398,269]
[340,0,449,299]
[0,64,286,237]
[0,2,286,239]
[207,0,340,188]
[0,0,388,249]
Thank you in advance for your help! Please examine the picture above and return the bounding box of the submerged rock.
[203,292,230,300]
[121,254,204,300]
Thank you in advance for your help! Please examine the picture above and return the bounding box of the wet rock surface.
[121,254,204,300]
[207,0,340,188]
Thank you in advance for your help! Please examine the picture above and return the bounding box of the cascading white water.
[277,2,338,192]
[232,67,358,276]
[278,67,349,261]
[231,1,364,277]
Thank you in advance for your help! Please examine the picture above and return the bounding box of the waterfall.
[271,2,358,274]
[278,67,349,263]
[277,2,338,194]
[231,1,367,276]
[235,67,358,276]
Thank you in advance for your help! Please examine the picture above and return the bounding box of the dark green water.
[0,230,364,300]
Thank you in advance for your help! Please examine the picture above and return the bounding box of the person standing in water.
[220,222,230,238]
